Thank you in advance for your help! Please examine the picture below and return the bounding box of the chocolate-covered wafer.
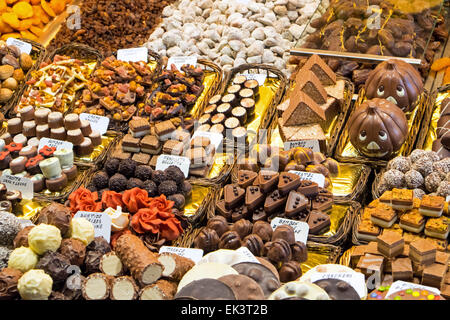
[221,93,238,107]
[217,103,232,116]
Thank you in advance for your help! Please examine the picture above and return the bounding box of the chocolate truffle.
[383,169,406,189]
[242,234,264,256]
[387,156,411,173]
[152,170,168,185]
[206,216,229,237]
[104,158,120,176]
[92,171,109,190]
[134,165,153,181]
[267,239,292,263]
[86,237,111,255]
[279,261,302,283]
[436,181,450,197]
[36,202,72,236]
[181,181,193,197]
[412,157,433,177]
[272,225,296,245]
[252,221,273,242]
[425,172,442,193]
[109,173,128,192]
[158,180,178,196]
[0,267,22,300]
[35,251,71,283]
[164,165,185,185]
[13,226,33,248]
[143,180,158,197]
[413,188,426,199]
[231,219,253,239]
[127,177,144,190]
[58,238,86,266]
[291,241,308,263]
[118,159,137,178]
[404,169,424,189]
[83,250,103,274]
[219,230,241,250]
[167,194,186,209]
[194,228,219,253]
[409,149,427,163]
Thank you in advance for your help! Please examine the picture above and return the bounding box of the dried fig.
[0,88,13,103]
[2,77,17,90]
[19,53,32,70]
[0,64,14,80]
[2,54,19,69]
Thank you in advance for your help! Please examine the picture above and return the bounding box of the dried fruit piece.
[431,57,450,72]
[29,24,42,36]
[13,1,33,19]
[0,32,20,41]
[0,17,13,32]
[15,17,33,31]
[444,67,450,86]
[0,88,13,103]
[41,0,55,17]
[19,30,38,41]
[49,0,64,15]
[0,64,14,80]
[2,12,20,29]
[19,53,32,70]
[32,5,48,24]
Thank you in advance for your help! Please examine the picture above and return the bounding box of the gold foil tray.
[302,242,343,274]
[14,198,52,222]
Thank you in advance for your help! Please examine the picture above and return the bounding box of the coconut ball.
[404,169,424,189]
[436,181,450,197]
[409,149,427,163]
[0,211,21,246]
[382,169,405,189]
[387,156,411,173]
[412,188,426,199]
[411,157,433,177]
[425,172,442,193]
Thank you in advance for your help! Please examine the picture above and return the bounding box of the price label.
[80,113,110,135]
[166,56,197,71]
[38,138,73,152]
[270,217,309,244]
[284,140,320,152]
[74,211,111,243]
[6,38,32,54]
[289,170,325,188]
[446,195,450,203]
[310,272,367,299]
[156,154,190,178]
[0,174,33,199]
[237,73,267,86]
[159,246,204,264]
[385,280,440,298]
[235,247,260,264]
[117,47,148,63]
[192,130,224,151]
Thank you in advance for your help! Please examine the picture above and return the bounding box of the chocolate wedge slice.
[237,170,258,189]
[297,180,319,198]
[264,189,287,214]
[258,170,279,193]
[285,191,308,217]
[278,172,301,195]
[311,196,333,212]
[307,210,331,235]
[245,186,265,211]
[224,184,245,210]
[252,206,268,222]
[216,199,232,220]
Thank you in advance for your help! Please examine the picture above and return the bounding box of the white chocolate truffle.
[8,246,38,272]
[54,148,74,168]
[69,218,95,245]
[28,224,62,255]
[39,157,62,179]
[18,269,53,300]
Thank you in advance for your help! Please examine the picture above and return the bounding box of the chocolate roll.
[80,120,92,136]
[233,75,247,86]
[63,165,77,181]
[239,88,254,100]
[217,103,232,116]
[13,134,27,146]
[227,84,241,95]
[232,127,247,143]
[64,113,81,130]
[19,106,35,121]
[0,133,12,145]
[10,156,27,174]
[7,118,22,135]
[211,113,225,125]
[221,93,238,107]
[231,107,247,125]
[45,173,68,192]
[50,127,67,141]
[204,104,217,115]
[267,239,292,263]
[198,114,211,126]
[89,131,102,147]
[209,94,222,106]
[224,117,240,130]
[27,137,40,148]
[31,174,45,192]
[22,120,36,137]
[39,157,62,179]
[36,124,50,139]
[209,124,225,135]
[74,137,93,156]
[48,112,64,129]
[291,241,308,263]
[240,98,255,116]
[35,108,50,125]
[67,129,84,146]
[244,79,259,95]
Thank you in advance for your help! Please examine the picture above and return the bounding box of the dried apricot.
[13,1,33,19]
[15,18,33,30]
[431,57,450,72]
[0,0,7,13]
[0,32,20,41]
[30,0,40,4]
[32,4,48,23]
[29,24,42,36]
[444,67,450,86]
[40,0,55,17]
[2,12,20,29]
[6,0,19,5]
[49,0,64,15]
[0,17,13,33]
[19,29,37,41]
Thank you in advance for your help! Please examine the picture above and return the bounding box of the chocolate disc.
[313,278,360,300]
[232,262,281,298]
[175,279,236,300]
[218,274,265,300]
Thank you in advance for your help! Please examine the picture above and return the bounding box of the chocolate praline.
[272,225,296,245]
[127,177,144,189]
[59,238,86,266]
[219,231,241,250]
[118,158,137,178]
[252,221,273,242]
[152,170,168,185]
[36,251,71,283]
[409,149,427,163]
[181,181,192,197]
[104,158,120,176]
[167,194,186,209]
[13,226,33,248]
[382,169,405,189]
[86,237,111,254]
[412,188,426,199]
[158,180,178,196]
[37,202,72,236]
[92,171,109,189]
[424,172,442,193]
[109,173,128,192]
[436,181,450,197]
[242,234,264,256]
[194,228,219,253]
[404,169,424,189]
[206,216,229,237]
[164,166,185,185]
[291,241,308,263]
[267,239,292,263]
[279,261,302,283]
[231,219,253,239]
[411,158,433,177]
[387,156,411,173]
[143,180,158,197]
[134,165,153,181]
[83,250,103,274]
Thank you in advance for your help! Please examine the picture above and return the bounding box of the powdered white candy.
[264,26,278,39]
[149,27,164,39]
[243,37,256,47]
[199,0,213,10]
[148,39,165,52]
[222,65,233,73]
[162,31,182,48]
[246,40,264,57]
[306,25,316,34]
[167,46,183,57]
[262,49,275,63]
[194,6,203,16]
[271,46,285,56]
[216,25,224,35]
[172,11,184,22]
[225,6,236,16]
[165,19,182,30]
[287,10,299,21]
[247,55,262,64]
[197,42,210,55]
[183,24,201,40]
[229,40,243,52]
[220,55,234,65]
[234,58,246,67]
[208,51,220,60]
[236,51,246,59]
[248,3,261,13]
[242,21,256,32]
[264,12,277,22]
[265,2,275,10]
[289,24,303,39]
[227,12,243,24]
[296,16,307,25]
[275,0,289,5]
[236,4,249,14]
[217,39,229,51]
[274,5,288,16]
[257,17,273,26]
[162,6,174,17]
[288,0,303,7]
[251,28,265,41]
[210,9,222,17]
[281,38,292,49]
[220,45,233,57]
[231,18,246,28]
[179,41,191,52]
[217,1,228,13]
[206,15,219,24]
[204,29,221,42]
[274,57,286,70]
[264,37,278,47]
[227,28,243,41]
[203,38,216,49]
[282,30,294,41]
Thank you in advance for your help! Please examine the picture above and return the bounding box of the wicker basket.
[371,169,385,200]
[188,152,236,187]
[334,88,430,168]
[351,210,369,246]
[0,38,46,116]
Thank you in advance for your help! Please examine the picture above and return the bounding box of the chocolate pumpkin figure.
[348,98,408,159]
[364,59,423,112]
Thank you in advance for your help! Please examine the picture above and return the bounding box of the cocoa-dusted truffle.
[92,171,109,189]
[59,238,86,266]
[194,228,219,253]
[252,221,273,242]
[242,234,264,256]
[134,165,153,181]
[267,239,292,263]
[0,267,23,300]
[13,226,34,248]
[424,150,440,162]
[231,219,253,239]
[412,157,433,177]
[86,182,97,192]
[409,149,427,163]
[104,158,120,176]
[109,173,128,192]
[164,165,185,185]
[413,188,426,199]
[127,177,144,190]
[425,172,442,193]
[0,246,11,270]
[279,261,302,283]
[118,158,137,178]
[387,156,411,173]
[36,251,71,283]
[436,181,450,197]
[404,169,424,189]
[167,194,185,209]
[86,236,111,255]
[36,202,72,236]
[83,250,102,274]
[152,170,167,185]
[158,180,178,196]
[0,211,21,246]
[291,241,308,263]
[143,180,158,197]
[181,181,192,197]
[206,216,229,237]
[382,169,405,189]
[219,231,241,250]
[272,225,296,245]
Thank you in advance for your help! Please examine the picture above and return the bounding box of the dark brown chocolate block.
[377,231,404,259]
[422,263,448,289]
[140,135,161,154]
[155,120,176,136]
[409,239,436,265]
[392,258,413,281]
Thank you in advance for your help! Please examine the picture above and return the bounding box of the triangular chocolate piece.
[216,199,232,221]
[295,70,327,105]
[307,210,331,235]
[311,196,333,212]
[317,187,333,198]
[231,205,250,222]
[252,206,268,222]
[285,191,309,217]
[237,170,258,189]
[300,54,337,86]
[264,189,287,214]
[245,186,265,211]
[282,91,326,127]
[224,184,245,210]
[297,180,319,198]
[258,170,279,194]
[278,172,301,195]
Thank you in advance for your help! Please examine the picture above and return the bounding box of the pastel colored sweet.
[89,130,102,147]
[54,149,74,168]
[27,137,40,148]
[39,157,62,179]
[75,137,93,156]
[36,124,50,139]
[7,118,22,135]
[10,156,27,174]
[19,106,35,121]
[19,145,37,158]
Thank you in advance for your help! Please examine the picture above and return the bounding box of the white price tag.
[79,113,110,135]
[0,174,33,199]
[385,280,440,298]
[156,154,190,178]
[310,272,367,299]
[289,170,325,188]
[446,195,450,203]
[270,217,309,244]
[117,47,148,63]
[235,247,261,264]
[38,138,73,152]
[159,246,204,264]
[6,38,32,54]
[167,56,197,71]
[284,140,320,152]
[237,73,267,86]
[192,130,223,151]
[74,211,111,243]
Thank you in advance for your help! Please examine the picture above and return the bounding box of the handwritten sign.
[6,38,32,54]
[167,56,197,70]
[310,272,367,299]
[159,246,204,264]
[235,247,261,264]
[270,217,309,244]
[385,280,440,298]
[156,155,190,178]
[289,170,325,188]
[284,140,320,152]
[117,47,148,63]
[74,211,111,243]
[0,174,33,199]
[80,113,109,135]
[236,73,267,86]
[38,138,73,152]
